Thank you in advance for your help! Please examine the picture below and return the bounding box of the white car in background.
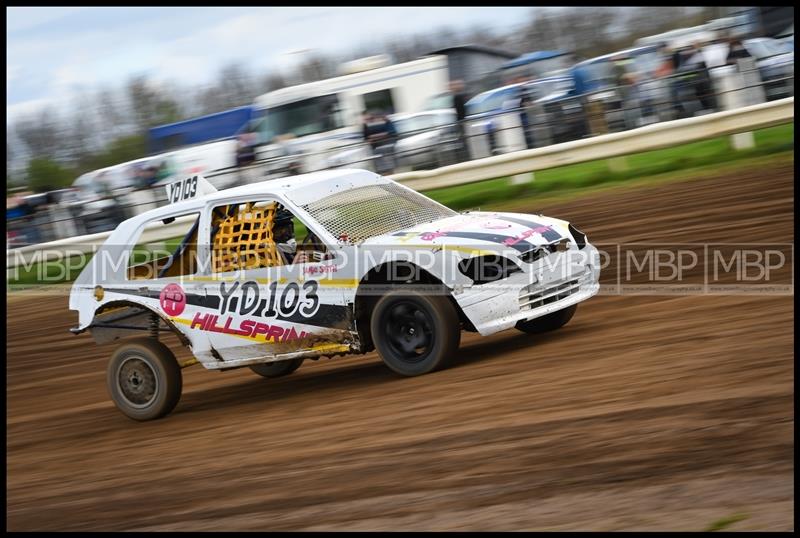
[69,169,601,421]
[744,37,794,101]
[391,109,461,170]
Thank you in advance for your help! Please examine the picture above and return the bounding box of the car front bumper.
[454,244,601,336]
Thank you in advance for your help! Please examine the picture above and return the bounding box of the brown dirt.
[6,160,794,531]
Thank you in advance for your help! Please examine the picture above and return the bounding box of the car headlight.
[458,255,522,285]
[568,223,587,249]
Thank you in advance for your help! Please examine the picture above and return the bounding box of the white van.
[250,55,450,174]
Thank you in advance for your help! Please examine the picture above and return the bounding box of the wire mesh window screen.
[212,201,283,273]
[301,183,456,244]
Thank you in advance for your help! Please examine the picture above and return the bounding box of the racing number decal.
[167,175,198,204]
[218,280,320,319]
[267,281,320,318]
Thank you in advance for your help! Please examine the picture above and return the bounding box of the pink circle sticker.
[160,283,186,317]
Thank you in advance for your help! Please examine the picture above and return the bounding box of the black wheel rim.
[117,356,158,409]
[382,300,435,363]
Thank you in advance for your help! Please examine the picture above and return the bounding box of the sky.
[6,6,534,124]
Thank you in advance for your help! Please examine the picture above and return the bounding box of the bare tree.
[126,75,183,132]
[261,71,288,93]
[218,63,258,106]
[296,53,337,84]
[14,108,61,159]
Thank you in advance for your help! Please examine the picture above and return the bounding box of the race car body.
[69,169,600,420]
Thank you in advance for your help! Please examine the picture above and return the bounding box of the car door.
[197,196,354,364]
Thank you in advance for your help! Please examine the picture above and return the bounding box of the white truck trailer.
[250,54,450,174]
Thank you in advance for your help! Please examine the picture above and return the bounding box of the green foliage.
[26,158,75,192]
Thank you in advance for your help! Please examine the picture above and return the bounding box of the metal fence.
[7,63,793,249]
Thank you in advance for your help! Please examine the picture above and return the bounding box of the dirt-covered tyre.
[249,358,304,378]
[107,337,182,421]
[516,304,578,335]
[371,290,461,376]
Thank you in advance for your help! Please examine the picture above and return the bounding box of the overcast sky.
[6,6,534,124]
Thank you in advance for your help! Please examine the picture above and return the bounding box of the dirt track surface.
[7,161,794,531]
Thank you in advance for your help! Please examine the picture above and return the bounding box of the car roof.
[134,168,390,219]
[574,44,660,67]
[390,109,454,121]
[523,75,569,86]
[502,50,569,70]
[467,82,524,104]
[467,76,568,105]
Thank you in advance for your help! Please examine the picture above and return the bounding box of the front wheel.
[107,337,182,421]
[371,290,461,376]
[516,304,578,335]
[249,358,304,378]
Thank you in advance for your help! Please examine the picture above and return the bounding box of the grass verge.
[705,512,749,532]
[425,123,793,211]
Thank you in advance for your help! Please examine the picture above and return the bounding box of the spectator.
[618,53,645,128]
[612,53,639,125]
[672,47,685,72]
[235,132,257,168]
[654,45,678,119]
[655,45,674,78]
[362,110,397,174]
[726,37,752,65]
[519,90,538,149]
[155,160,173,184]
[449,79,469,161]
[687,42,717,112]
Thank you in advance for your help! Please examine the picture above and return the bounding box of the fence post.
[608,156,629,173]
[716,61,765,151]
[510,172,534,185]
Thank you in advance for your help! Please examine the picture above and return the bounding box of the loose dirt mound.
[7,161,794,531]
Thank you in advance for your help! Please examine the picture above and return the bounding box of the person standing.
[363,110,397,174]
[687,42,716,113]
[449,80,469,162]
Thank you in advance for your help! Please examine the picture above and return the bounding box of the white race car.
[69,169,601,420]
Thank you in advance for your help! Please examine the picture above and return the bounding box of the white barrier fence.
[7,96,794,273]
[392,96,794,191]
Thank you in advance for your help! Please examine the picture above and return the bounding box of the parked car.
[71,168,135,234]
[423,91,454,111]
[391,109,460,170]
[464,76,576,157]
[743,37,794,101]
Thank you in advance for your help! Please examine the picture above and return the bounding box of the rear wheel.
[249,358,304,378]
[371,290,460,376]
[516,304,577,335]
[107,337,182,421]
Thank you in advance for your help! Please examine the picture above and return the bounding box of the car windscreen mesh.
[301,183,456,244]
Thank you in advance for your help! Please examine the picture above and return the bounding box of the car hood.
[535,90,574,104]
[362,211,574,258]
[758,52,794,68]
[396,130,440,149]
